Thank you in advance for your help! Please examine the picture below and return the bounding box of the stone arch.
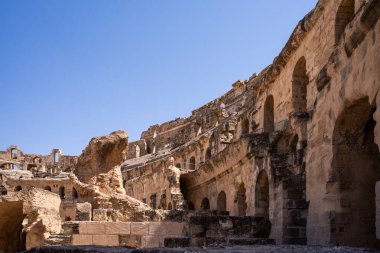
[188,201,195,211]
[236,183,247,216]
[292,57,308,113]
[201,197,210,210]
[335,0,355,45]
[59,186,65,199]
[263,95,274,133]
[205,147,212,160]
[329,97,380,247]
[255,171,269,217]
[15,186,22,192]
[242,118,250,135]
[72,188,78,199]
[217,191,227,211]
[189,156,196,171]
[44,186,52,192]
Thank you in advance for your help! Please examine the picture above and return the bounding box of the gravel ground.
[25,245,380,253]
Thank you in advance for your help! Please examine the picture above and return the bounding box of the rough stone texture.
[2,0,380,251]
[76,130,128,195]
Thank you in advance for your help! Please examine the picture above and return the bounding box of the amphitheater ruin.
[1,0,380,252]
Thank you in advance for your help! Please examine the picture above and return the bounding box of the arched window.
[54,152,60,163]
[59,186,65,199]
[135,145,140,158]
[242,119,250,135]
[292,57,308,113]
[11,149,18,159]
[189,156,196,171]
[205,148,212,161]
[15,186,22,192]
[201,198,210,210]
[263,95,274,133]
[236,183,247,216]
[255,171,269,217]
[12,164,19,171]
[44,186,52,192]
[335,0,355,45]
[72,188,78,200]
[217,191,227,211]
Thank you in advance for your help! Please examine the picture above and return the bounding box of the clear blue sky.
[0,1,318,156]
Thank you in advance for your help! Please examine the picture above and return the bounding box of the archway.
[236,183,247,216]
[15,186,22,192]
[329,98,380,247]
[242,119,250,135]
[292,57,308,114]
[264,95,274,133]
[188,201,195,211]
[72,188,78,200]
[255,171,269,217]
[44,186,52,192]
[0,185,7,195]
[335,0,355,45]
[217,191,227,211]
[59,186,65,199]
[189,156,196,171]
[201,198,210,210]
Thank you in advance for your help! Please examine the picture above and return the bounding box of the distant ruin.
[1,0,380,252]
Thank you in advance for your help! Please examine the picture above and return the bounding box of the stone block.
[93,209,108,221]
[76,202,92,221]
[166,222,185,236]
[131,222,149,235]
[79,222,106,235]
[164,236,191,248]
[120,235,142,248]
[106,222,131,235]
[149,222,167,236]
[72,234,92,245]
[92,235,119,246]
[142,235,161,248]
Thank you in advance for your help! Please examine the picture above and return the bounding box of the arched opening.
[329,97,380,247]
[135,145,140,158]
[65,217,72,221]
[263,95,274,133]
[54,152,60,163]
[175,163,181,168]
[59,186,65,199]
[160,193,166,209]
[242,119,250,135]
[188,201,195,211]
[0,202,26,253]
[0,185,7,195]
[205,147,212,161]
[14,186,22,192]
[189,156,196,171]
[72,188,78,200]
[292,57,308,113]
[12,164,19,171]
[150,194,157,209]
[335,0,355,45]
[217,191,227,211]
[236,183,247,216]
[168,202,172,210]
[11,149,18,159]
[255,171,269,218]
[44,186,52,192]
[201,198,210,210]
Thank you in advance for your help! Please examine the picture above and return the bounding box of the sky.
[0,0,318,156]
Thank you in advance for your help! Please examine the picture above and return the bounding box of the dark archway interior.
[201,198,210,210]
[255,171,269,217]
[330,98,380,247]
[292,57,308,113]
[237,183,247,216]
[0,201,26,253]
[217,191,227,211]
[264,95,274,133]
[335,0,355,44]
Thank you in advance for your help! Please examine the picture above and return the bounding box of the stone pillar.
[376,181,380,239]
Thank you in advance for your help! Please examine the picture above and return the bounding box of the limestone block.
[76,202,92,221]
[93,209,108,221]
[79,222,106,235]
[148,222,167,236]
[142,235,161,248]
[131,222,149,235]
[106,222,131,235]
[72,235,92,245]
[166,222,185,236]
[119,235,142,248]
[92,235,119,246]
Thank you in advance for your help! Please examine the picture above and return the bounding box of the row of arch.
[186,171,269,217]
